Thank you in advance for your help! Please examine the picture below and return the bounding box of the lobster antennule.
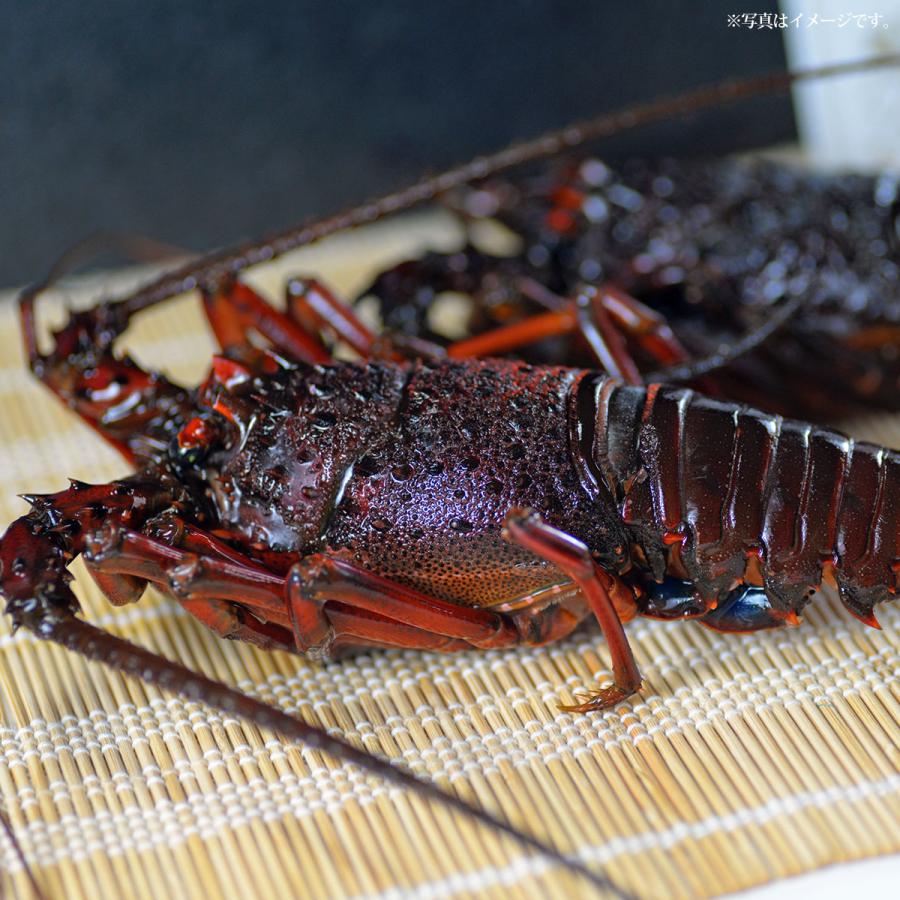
[25,612,633,899]
[18,236,196,463]
[19,231,189,370]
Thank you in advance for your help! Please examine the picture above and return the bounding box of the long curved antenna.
[0,804,46,900]
[35,614,635,899]
[646,296,803,382]
[109,53,900,315]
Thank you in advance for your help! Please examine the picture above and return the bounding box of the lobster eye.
[173,416,217,466]
[174,443,206,467]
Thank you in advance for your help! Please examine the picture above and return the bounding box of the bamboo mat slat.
[0,214,897,900]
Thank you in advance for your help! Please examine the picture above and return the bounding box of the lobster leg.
[358,244,650,380]
[503,509,642,712]
[445,282,689,385]
[285,278,382,358]
[590,283,692,369]
[285,277,448,362]
[201,280,333,364]
[507,281,682,380]
[82,562,146,606]
[121,520,297,649]
[308,603,476,655]
[177,595,296,651]
[83,522,521,656]
[84,527,292,627]
[445,306,579,358]
[202,276,406,365]
[573,285,643,383]
[286,554,520,656]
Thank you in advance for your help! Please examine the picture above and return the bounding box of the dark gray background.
[2,1,791,286]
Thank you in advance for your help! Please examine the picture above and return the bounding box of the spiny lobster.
[1,55,899,898]
[357,155,900,421]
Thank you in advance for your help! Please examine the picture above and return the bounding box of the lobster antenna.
[112,52,900,314]
[646,296,804,383]
[34,614,635,900]
[0,802,46,900]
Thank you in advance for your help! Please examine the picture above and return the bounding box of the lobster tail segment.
[574,375,899,629]
[832,444,900,627]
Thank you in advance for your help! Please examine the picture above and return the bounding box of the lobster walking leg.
[503,509,642,712]
[84,523,521,655]
[286,277,450,362]
[94,518,296,649]
[204,274,411,364]
[202,280,333,364]
[84,527,292,627]
[286,554,520,655]
[306,604,476,655]
[285,278,382,358]
[178,594,296,651]
[444,282,687,384]
[574,286,643,383]
[590,283,692,369]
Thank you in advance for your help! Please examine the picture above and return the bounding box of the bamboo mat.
[0,213,898,900]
